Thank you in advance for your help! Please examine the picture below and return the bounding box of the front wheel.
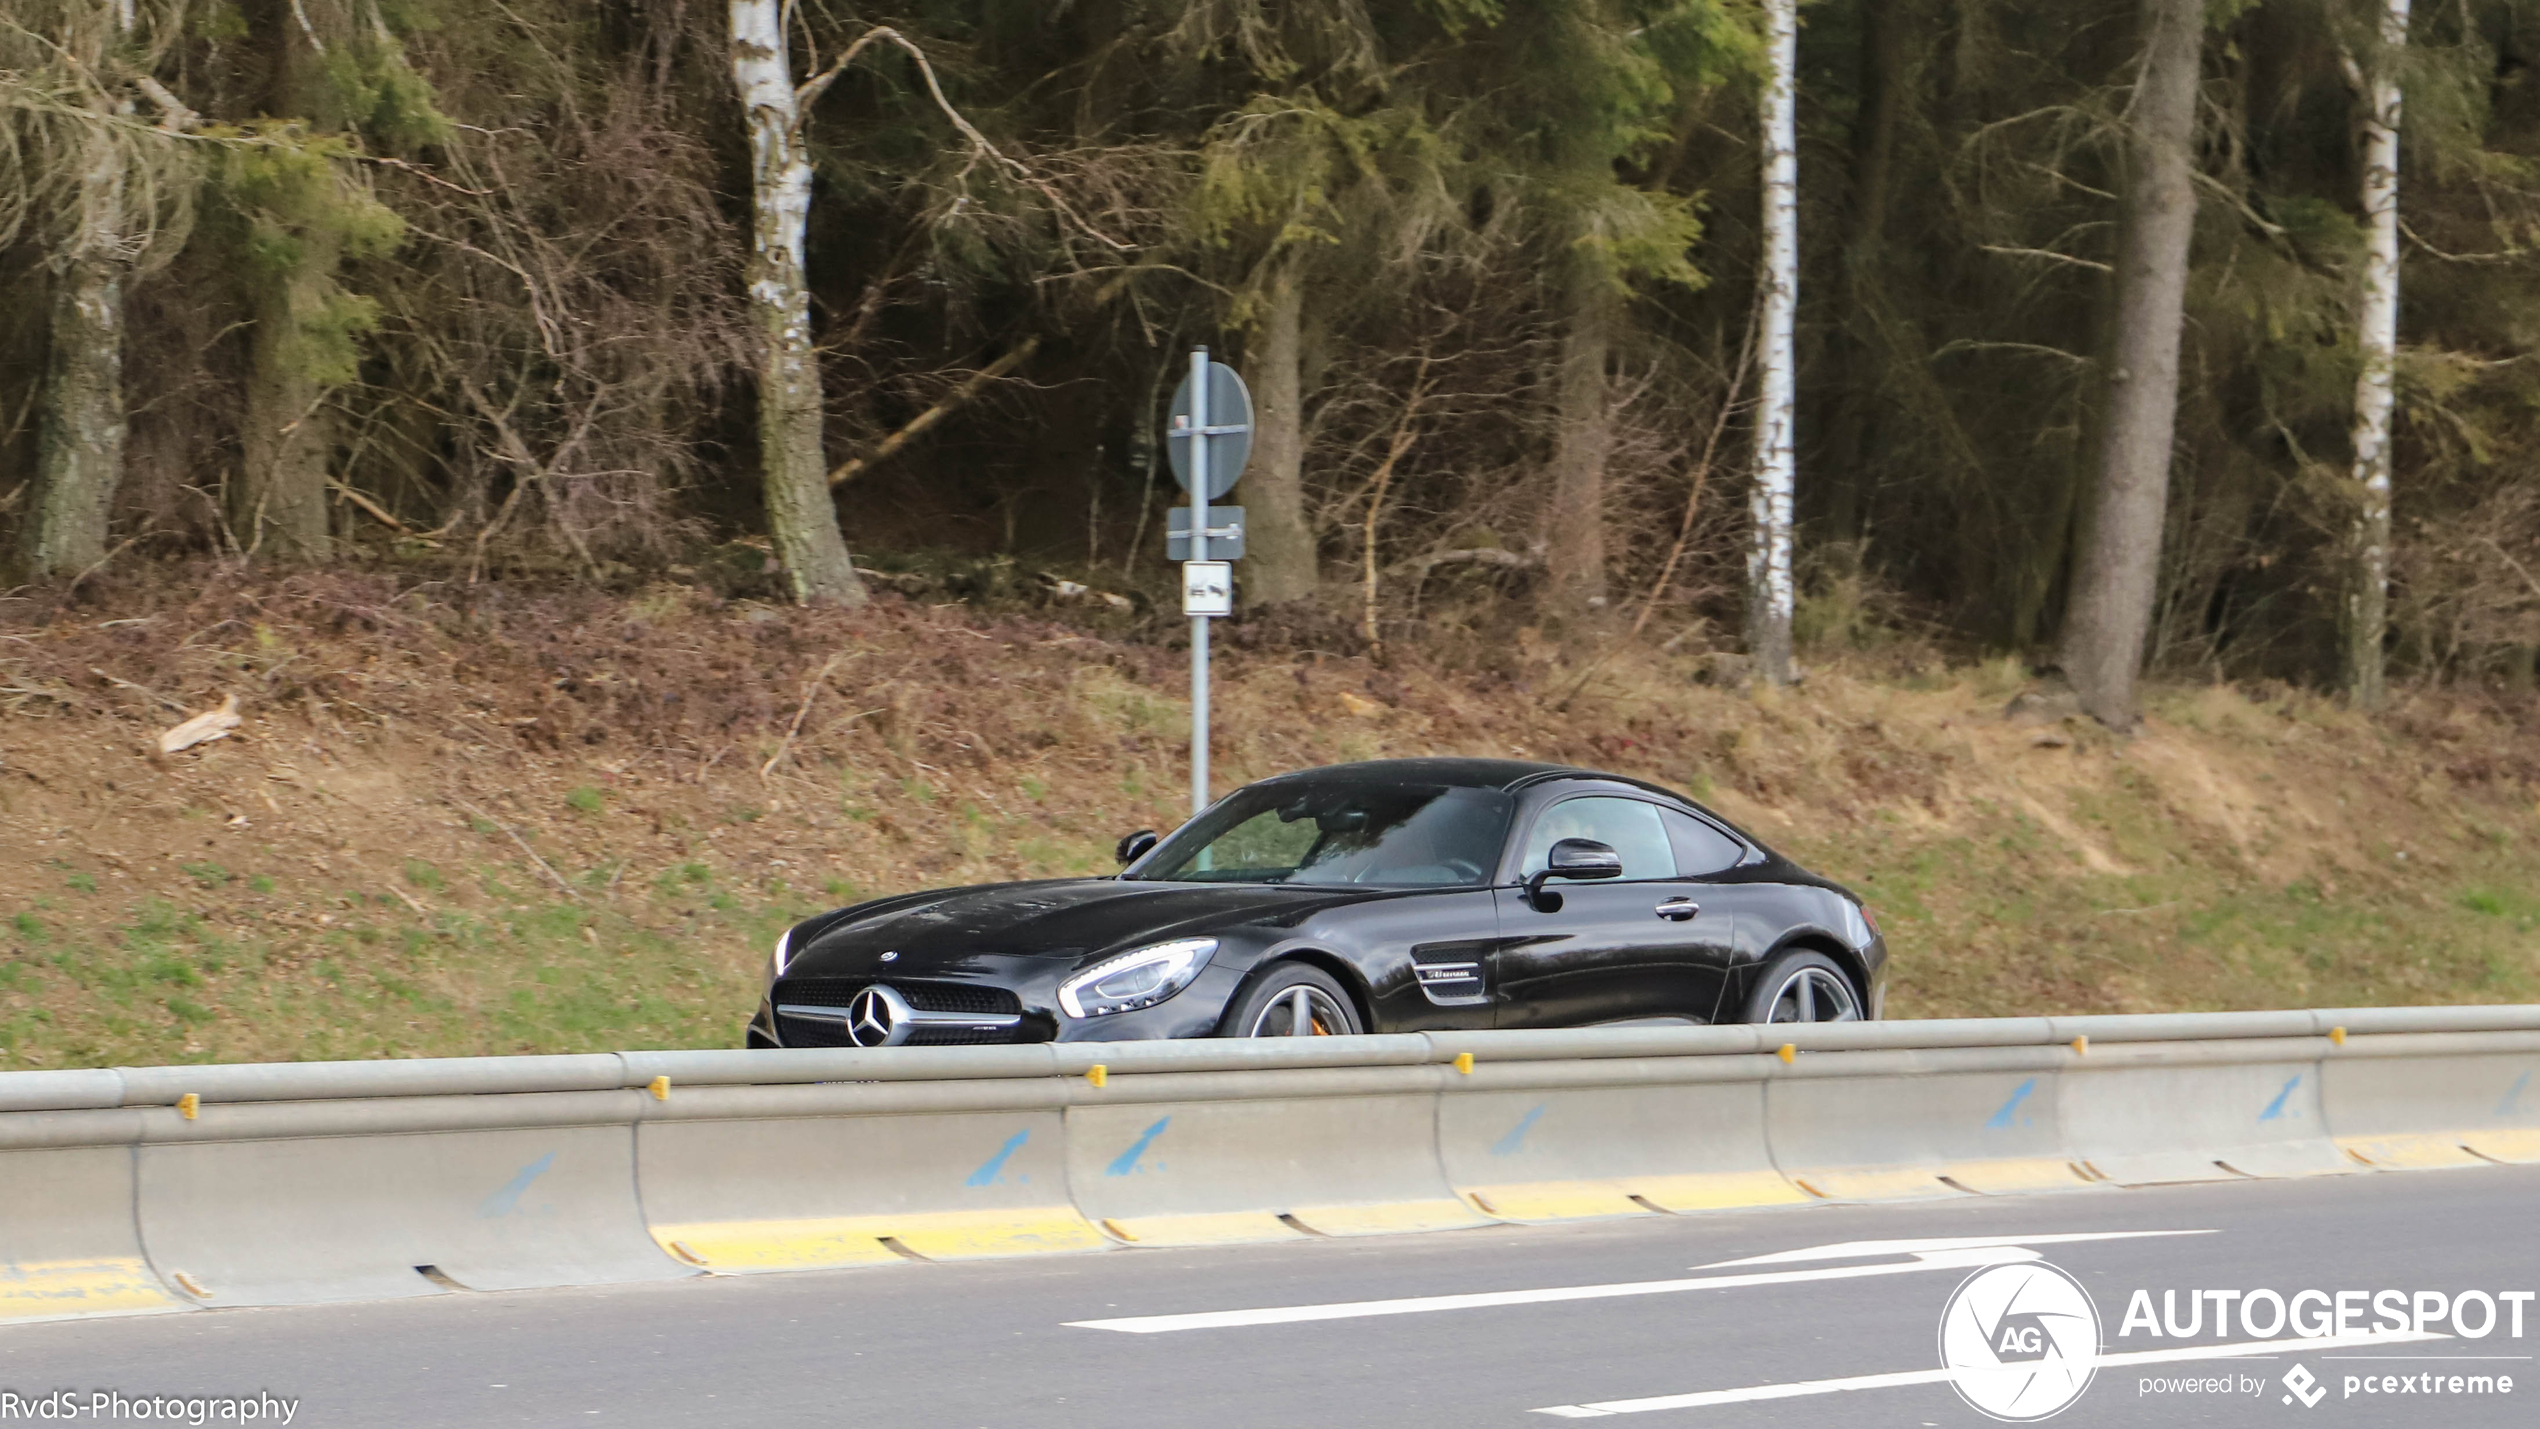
[1221,963,1363,1037]
[1740,949,1864,1024]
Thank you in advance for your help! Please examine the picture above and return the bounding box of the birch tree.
[2059,0,2205,729]
[730,0,865,604]
[1,2,196,584]
[2343,0,2410,708]
[1745,0,1799,684]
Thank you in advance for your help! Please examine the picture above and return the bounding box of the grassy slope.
[2,578,2536,1069]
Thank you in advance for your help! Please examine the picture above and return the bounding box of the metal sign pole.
[1188,346,1210,816]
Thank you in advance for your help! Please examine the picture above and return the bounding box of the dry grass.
[3,571,2537,1068]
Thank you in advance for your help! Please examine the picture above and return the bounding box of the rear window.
[1661,807,1747,876]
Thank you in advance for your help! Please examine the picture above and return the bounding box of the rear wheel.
[1741,949,1863,1024]
[1223,963,1363,1037]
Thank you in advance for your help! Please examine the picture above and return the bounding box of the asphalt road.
[6,1165,2536,1429]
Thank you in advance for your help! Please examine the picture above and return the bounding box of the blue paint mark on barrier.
[965,1129,1029,1187]
[2259,1075,2302,1122]
[478,1152,555,1218]
[2499,1071,2531,1118]
[1106,1118,1170,1177]
[1986,1078,2037,1130]
[1491,1105,1547,1156]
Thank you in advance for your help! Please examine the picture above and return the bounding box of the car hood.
[786,877,1372,977]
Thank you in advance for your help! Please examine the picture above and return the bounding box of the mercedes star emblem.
[846,985,908,1047]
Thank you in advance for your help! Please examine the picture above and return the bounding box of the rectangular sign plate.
[1181,561,1234,617]
[1166,506,1245,561]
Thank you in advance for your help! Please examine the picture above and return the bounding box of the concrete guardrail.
[4,1005,2536,1324]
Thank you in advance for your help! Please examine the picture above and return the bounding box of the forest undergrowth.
[3,570,2536,1069]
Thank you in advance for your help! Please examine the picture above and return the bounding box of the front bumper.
[745,959,1250,1047]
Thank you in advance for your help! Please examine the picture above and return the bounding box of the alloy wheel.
[1763,965,1861,1023]
[1245,983,1350,1036]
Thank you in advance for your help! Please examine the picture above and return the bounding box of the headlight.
[767,926,794,984]
[1058,938,1217,1018]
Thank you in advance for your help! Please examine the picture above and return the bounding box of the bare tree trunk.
[731,0,865,605]
[1546,262,1618,616]
[2343,0,2409,709]
[15,115,129,582]
[2059,0,2204,729]
[1746,0,1800,684]
[1244,254,1316,607]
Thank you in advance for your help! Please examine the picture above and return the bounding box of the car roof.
[1251,757,1646,795]
[1241,757,1776,863]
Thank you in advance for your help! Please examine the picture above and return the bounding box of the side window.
[1661,808,1746,877]
[1518,797,1675,881]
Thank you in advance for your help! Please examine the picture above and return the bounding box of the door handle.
[1654,897,1700,922]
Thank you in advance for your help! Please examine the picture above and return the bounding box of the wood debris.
[158,695,241,754]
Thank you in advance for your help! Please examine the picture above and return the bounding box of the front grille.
[775,977,1020,1015]
[774,1014,861,1048]
[771,976,1037,1047]
[774,1014,1034,1048]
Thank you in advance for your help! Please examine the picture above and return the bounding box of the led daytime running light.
[1059,938,1217,1019]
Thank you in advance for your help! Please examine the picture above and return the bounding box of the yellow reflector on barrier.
[0,1259,189,1322]
[1285,1199,1495,1237]
[647,1209,1108,1270]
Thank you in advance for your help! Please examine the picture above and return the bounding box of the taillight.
[1859,903,1881,938]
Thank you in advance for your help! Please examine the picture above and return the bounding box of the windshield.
[1134,781,1514,887]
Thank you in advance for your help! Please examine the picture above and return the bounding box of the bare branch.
[795,26,1130,252]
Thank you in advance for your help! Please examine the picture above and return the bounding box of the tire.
[1739,949,1865,1024]
[1220,963,1364,1038]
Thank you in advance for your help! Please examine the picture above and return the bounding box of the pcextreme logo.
[2282,1365,2327,1408]
[1937,1261,2102,1421]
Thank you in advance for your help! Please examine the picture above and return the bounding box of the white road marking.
[1696,1230,2212,1268]
[1529,1329,2448,1417]
[1064,1230,2212,1334]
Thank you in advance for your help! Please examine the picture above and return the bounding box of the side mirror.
[1115,829,1158,865]
[1524,838,1623,910]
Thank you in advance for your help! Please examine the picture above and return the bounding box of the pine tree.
[2061,0,2206,728]
[1,1,198,583]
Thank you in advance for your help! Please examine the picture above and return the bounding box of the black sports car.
[748,757,1884,1046]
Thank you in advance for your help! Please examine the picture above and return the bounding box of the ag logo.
[1937,1261,2101,1421]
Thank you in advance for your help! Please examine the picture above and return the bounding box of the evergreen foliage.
[2,0,2537,691]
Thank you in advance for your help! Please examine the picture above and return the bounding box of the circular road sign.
[1166,361,1253,499]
